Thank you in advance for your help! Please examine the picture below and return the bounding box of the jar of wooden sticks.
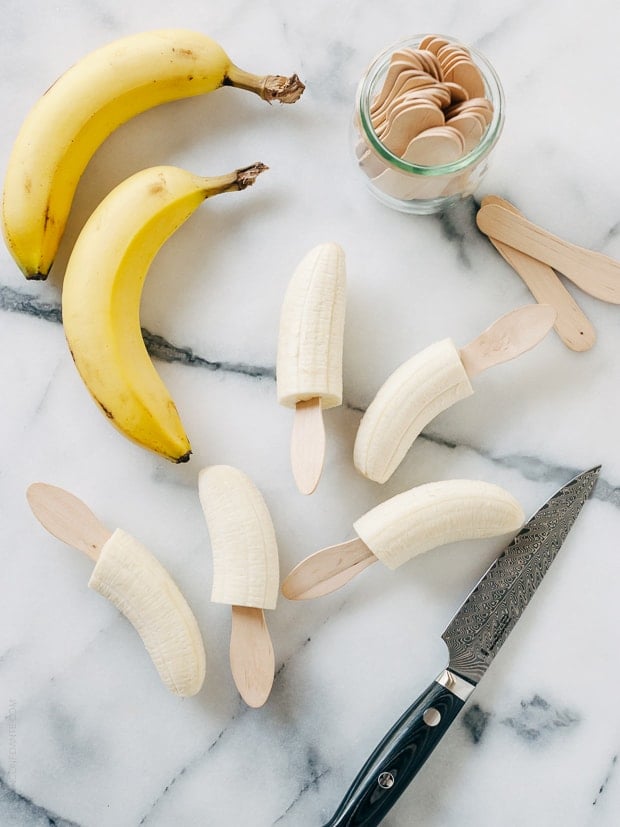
[352,34,505,214]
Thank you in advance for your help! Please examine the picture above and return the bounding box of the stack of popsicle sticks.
[476,196,620,351]
[360,35,494,184]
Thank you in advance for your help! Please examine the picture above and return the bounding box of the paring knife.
[322,466,600,827]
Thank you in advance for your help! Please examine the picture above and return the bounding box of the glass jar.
[352,34,505,214]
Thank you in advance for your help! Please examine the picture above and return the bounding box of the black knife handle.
[322,672,473,827]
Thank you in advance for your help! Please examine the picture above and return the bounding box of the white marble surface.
[1,1,620,825]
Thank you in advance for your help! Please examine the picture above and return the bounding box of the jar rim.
[357,33,505,176]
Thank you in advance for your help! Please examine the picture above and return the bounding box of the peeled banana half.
[354,479,525,570]
[354,338,474,484]
[2,28,304,278]
[198,465,279,609]
[62,163,266,463]
[89,528,206,697]
[277,242,347,410]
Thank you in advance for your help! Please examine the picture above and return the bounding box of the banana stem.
[225,64,305,103]
[203,162,269,195]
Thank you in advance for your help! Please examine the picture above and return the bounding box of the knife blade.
[322,466,600,827]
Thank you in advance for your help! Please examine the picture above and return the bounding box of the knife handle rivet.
[423,708,441,727]
[377,771,395,789]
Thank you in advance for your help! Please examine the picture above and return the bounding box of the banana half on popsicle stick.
[26,483,206,697]
[282,479,524,600]
[277,242,347,495]
[354,304,556,484]
[198,465,279,708]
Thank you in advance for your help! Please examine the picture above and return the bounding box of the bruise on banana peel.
[1,29,303,279]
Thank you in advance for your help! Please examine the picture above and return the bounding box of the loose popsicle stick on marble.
[476,204,620,304]
[281,537,376,600]
[459,303,557,379]
[291,397,326,495]
[230,605,275,708]
[481,196,596,352]
[26,482,111,561]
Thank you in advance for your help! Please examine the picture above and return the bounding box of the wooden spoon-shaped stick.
[479,196,595,352]
[26,482,111,560]
[230,606,275,708]
[281,538,376,600]
[476,203,620,304]
[459,303,557,379]
[291,397,325,495]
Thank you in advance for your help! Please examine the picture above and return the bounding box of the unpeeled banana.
[354,338,474,483]
[62,163,266,462]
[89,528,206,697]
[198,465,279,608]
[277,242,347,409]
[2,28,304,278]
[353,479,524,570]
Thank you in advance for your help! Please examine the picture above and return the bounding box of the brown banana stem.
[202,163,269,196]
[225,64,305,103]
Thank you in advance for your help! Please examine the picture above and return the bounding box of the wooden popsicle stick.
[480,196,596,352]
[372,128,463,201]
[370,60,417,113]
[291,397,325,495]
[281,537,376,600]
[459,304,556,379]
[381,102,445,156]
[230,605,275,708]
[476,204,620,304]
[26,483,111,561]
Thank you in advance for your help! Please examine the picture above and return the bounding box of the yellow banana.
[61,162,267,462]
[2,29,304,278]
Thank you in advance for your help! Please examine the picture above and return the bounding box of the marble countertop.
[2,1,620,825]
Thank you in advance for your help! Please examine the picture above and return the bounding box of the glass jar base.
[364,179,472,215]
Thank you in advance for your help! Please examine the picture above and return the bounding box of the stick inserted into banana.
[281,479,525,600]
[198,465,279,708]
[2,28,304,279]
[26,483,206,697]
[354,304,557,484]
[62,163,267,464]
[277,243,347,494]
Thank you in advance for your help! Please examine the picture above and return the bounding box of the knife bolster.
[437,668,476,701]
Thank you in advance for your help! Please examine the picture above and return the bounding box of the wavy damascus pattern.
[442,467,600,684]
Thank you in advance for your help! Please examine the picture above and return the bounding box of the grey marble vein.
[437,197,480,268]
[137,717,237,825]
[141,329,274,379]
[0,776,82,827]
[501,694,580,744]
[0,284,61,323]
[593,754,618,806]
[0,284,274,380]
[5,281,616,510]
[461,703,492,744]
[273,745,330,824]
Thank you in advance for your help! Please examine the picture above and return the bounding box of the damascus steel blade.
[441,466,600,684]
